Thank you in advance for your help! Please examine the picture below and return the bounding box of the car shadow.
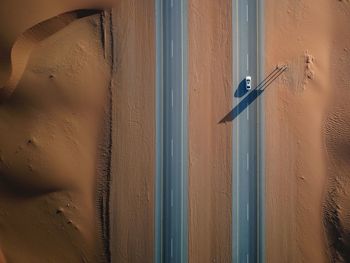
[234,79,249,98]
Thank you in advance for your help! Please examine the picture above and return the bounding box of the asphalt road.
[156,0,188,262]
[232,0,262,262]
[156,0,262,262]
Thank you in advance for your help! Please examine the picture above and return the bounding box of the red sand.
[1,0,349,262]
[188,0,232,262]
[0,11,111,263]
[109,1,156,262]
[265,0,350,262]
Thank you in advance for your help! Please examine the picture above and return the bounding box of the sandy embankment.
[0,0,115,91]
[0,1,156,262]
[0,11,112,262]
[265,0,350,262]
[188,0,232,262]
[323,1,350,262]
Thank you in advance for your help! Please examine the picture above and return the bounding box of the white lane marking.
[246,53,249,72]
[246,5,249,22]
[171,139,174,157]
[171,0,174,8]
[171,238,174,258]
[247,203,249,221]
[171,40,174,58]
[171,189,174,207]
[246,152,249,171]
[247,253,249,263]
[171,89,174,108]
[247,108,249,120]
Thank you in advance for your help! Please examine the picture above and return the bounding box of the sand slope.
[265,0,350,262]
[0,13,111,262]
[323,1,350,262]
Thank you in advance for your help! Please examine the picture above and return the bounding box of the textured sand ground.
[2,1,350,262]
[0,0,115,91]
[265,0,350,262]
[0,1,156,262]
[0,12,111,263]
[188,0,233,262]
[108,1,156,263]
[323,1,350,262]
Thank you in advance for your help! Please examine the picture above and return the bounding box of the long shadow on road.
[219,65,287,123]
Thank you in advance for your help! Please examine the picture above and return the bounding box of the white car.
[246,76,252,90]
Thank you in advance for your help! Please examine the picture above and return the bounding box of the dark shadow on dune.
[219,65,288,123]
[0,175,63,199]
[324,187,350,262]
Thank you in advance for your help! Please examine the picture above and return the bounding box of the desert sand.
[1,0,350,262]
[265,0,350,262]
[323,1,350,262]
[0,0,115,92]
[188,0,232,262]
[108,1,156,263]
[0,0,157,262]
[0,10,111,263]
